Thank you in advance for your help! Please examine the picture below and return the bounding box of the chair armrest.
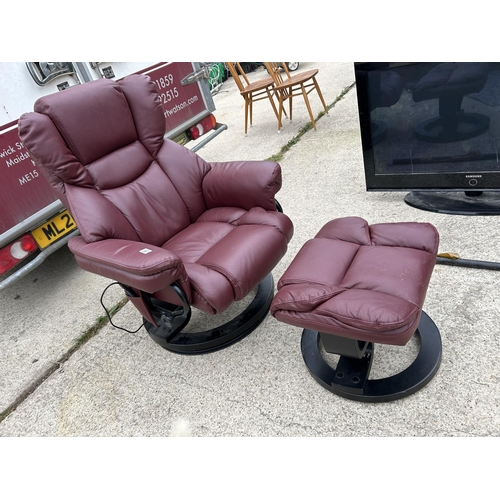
[68,236,188,294]
[203,160,282,211]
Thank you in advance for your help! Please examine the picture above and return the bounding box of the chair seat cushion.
[162,207,293,313]
[271,217,439,346]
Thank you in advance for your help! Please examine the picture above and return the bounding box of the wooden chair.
[264,62,329,131]
[225,62,282,135]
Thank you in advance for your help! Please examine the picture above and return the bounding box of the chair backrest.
[225,62,252,92]
[18,74,211,247]
[264,62,291,87]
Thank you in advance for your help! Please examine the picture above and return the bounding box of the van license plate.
[31,210,77,249]
[173,132,189,146]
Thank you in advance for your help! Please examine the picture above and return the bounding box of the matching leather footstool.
[271,217,442,402]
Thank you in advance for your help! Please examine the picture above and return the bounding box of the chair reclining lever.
[119,282,191,339]
[159,307,187,330]
[145,283,191,340]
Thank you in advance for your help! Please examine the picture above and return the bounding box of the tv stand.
[404,191,500,215]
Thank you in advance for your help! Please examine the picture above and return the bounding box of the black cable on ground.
[436,256,500,271]
[100,282,145,333]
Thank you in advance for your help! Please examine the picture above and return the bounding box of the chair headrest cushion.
[29,74,165,166]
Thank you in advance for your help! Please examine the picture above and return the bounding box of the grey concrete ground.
[1,62,499,437]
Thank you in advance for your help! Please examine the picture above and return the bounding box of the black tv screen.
[354,62,500,215]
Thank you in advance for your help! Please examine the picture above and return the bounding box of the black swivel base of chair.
[144,274,274,355]
[300,311,442,403]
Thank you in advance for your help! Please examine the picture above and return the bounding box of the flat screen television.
[354,62,500,215]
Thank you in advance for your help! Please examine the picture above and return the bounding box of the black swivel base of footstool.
[301,311,442,403]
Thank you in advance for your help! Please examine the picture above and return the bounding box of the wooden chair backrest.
[264,63,291,86]
[225,62,251,92]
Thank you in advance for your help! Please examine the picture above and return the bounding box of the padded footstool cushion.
[271,217,439,346]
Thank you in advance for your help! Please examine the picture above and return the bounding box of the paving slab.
[1,62,499,436]
[0,245,123,414]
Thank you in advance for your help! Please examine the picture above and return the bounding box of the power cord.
[100,282,146,333]
[437,255,500,271]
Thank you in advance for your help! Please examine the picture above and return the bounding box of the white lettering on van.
[6,150,31,167]
[18,169,39,185]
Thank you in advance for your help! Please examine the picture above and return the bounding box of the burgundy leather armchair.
[19,74,294,354]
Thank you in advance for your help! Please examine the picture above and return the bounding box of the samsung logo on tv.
[465,175,483,178]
